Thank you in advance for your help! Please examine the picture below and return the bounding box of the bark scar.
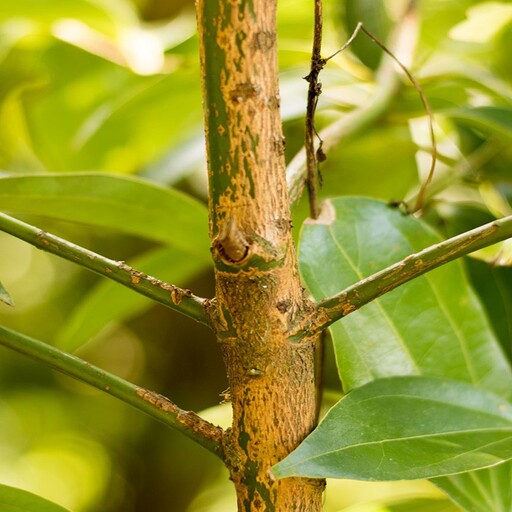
[214,216,251,265]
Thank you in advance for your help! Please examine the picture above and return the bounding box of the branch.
[287,2,419,204]
[0,325,224,456]
[310,215,512,334]
[0,213,211,327]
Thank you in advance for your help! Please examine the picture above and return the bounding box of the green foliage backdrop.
[0,0,511,510]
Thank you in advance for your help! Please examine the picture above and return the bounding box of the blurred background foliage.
[0,0,511,510]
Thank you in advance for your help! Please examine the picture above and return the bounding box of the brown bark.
[197,0,325,509]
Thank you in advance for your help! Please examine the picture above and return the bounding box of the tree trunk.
[196,0,325,509]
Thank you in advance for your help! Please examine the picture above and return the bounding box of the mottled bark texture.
[197,0,325,509]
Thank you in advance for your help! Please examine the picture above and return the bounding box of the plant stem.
[0,213,210,327]
[286,2,419,205]
[310,214,512,333]
[197,0,325,508]
[303,0,324,219]
[0,325,224,456]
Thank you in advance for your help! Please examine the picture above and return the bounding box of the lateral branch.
[0,213,210,327]
[310,214,512,334]
[0,325,224,455]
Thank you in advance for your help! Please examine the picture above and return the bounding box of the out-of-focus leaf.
[386,497,459,512]
[344,0,392,69]
[419,0,476,51]
[0,173,210,256]
[58,245,210,352]
[69,69,202,172]
[0,0,137,38]
[15,38,201,173]
[319,126,418,201]
[0,482,71,512]
[447,106,512,140]
[298,197,512,396]
[273,376,512,480]
[433,464,512,512]
[466,259,512,361]
[449,2,512,43]
[0,280,14,306]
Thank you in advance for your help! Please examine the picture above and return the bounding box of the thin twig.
[0,213,211,327]
[324,22,363,64]
[296,0,437,213]
[289,211,512,340]
[0,325,224,456]
[356,25,437,213]
[303,0,325,219]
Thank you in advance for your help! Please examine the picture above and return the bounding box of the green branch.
[311,215,512,333]
[0,325,224,456]
[0,213,211,327]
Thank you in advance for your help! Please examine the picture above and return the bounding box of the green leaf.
[0,483,71,512]
[0,173,210,256]
[298,197,512,509]
[0,280,14,306]
[433,464,512,512]
[58,245,210,351]
[298,197,512,397]
[385,497,460,512]
[343,0,392,69]
[273,376,512,481]
[447,106,512,140]
[0,0,124,34]
[466,259,512,361]
[449,2,512,43]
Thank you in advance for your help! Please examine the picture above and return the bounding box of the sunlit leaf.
[0,173,210,256]
[0,280,14,306]
[0,483,71,512]
[71,69,202,172]
[386,496,465,512]
[449,2,512,43]
[58,245,210,352]
[273,376,512,480]
[0,0,136,38]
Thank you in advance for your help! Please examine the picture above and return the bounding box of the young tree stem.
[197,0,325,508]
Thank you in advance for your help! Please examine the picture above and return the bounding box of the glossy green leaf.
[447,106,512,140]
[0,483,71,512]
[298,197,512,509]
[0,173,210,256]
[58,245,210,351]
[273,376,512,481]
[0,280,14,306]
[298,197,512,396]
